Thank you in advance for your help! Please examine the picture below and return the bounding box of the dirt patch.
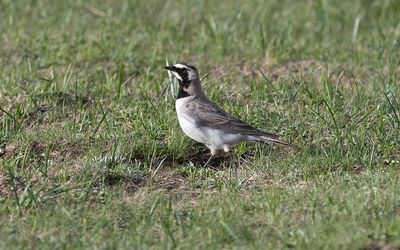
[96,151,222,193]
[0,171,26,199]
[0,143,6,158]
[208,58,320,79]
[148,168,186,191]
[52,91,93,107]
[211,60,259,79]
[25,104,48,126]
[0,94,26,111]
[50,140,88,164]
[121,167,187,193]
[1,91,93,129]
[208,58,373,87]
[164,189,207,209]
[96,144,290,194]
[0,171,9,197]
[125,145,234,171]
[0,143,18,159]
[1,139,87,167]
[105,173,146,191]
[30,140,46,155]
[0,140,46,160]
[24,92,93,127]
[176,145,233,170]
[267,59,324,80]
[1,48,38,66]
[29,139,87,163]
[361,241,400,250]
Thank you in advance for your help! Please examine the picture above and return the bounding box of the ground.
[0,0,399,249]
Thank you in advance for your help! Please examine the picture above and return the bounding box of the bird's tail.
[253,135,300,149]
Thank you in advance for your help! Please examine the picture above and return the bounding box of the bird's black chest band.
[177,85,190,99]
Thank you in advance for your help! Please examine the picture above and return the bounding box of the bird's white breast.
[175,97,205,144]
[175,97,245,150]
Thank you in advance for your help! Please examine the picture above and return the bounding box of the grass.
[0,0,399,249]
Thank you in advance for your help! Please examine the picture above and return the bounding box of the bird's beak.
[163,66,176,71]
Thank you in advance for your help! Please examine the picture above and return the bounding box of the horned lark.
[164,63,297,165]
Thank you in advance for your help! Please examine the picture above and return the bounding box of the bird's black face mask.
[164,66,190,87]
[164,64,197,87]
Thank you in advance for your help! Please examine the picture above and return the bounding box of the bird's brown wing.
[188,95,279,139]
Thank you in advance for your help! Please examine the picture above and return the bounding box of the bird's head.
[164,63,200,87]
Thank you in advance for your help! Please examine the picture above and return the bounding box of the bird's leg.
[203,147,217,168]
[223,145,236,168]
[229,152,234,166]
[203,154,214,168]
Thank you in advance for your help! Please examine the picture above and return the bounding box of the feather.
[186,95,298,148]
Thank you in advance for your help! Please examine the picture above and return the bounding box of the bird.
[164,63,298,166]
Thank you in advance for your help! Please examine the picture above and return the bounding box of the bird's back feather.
[185,95,297,147]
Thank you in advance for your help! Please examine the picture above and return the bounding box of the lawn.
[0,0,399,249]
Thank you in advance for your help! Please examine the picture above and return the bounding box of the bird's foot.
[203,155,214,168]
